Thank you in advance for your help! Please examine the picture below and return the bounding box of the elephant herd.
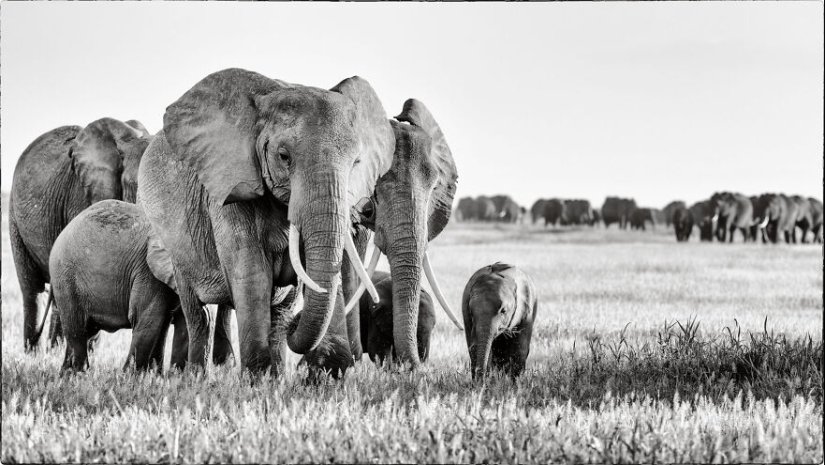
[455,195,524,223]
[10,68,539,382]
[673,192,823,244]
[457,193,823,246]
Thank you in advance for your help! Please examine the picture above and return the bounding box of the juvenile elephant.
[9,118,151,351]
[602,197,637,229]
[710,192,754,243]
[358,271,435,365]
[138,68,393,376]
[629,207,656,231]
[463,262,537,380]
[673,207,694,242]
[50,201,181,372]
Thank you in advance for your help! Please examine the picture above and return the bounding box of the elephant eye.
[356,197,376,221]
[277,146,291,163]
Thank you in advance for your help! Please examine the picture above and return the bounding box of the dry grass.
[2,217,822,463]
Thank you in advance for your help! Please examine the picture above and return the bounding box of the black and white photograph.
[1,2,822,463]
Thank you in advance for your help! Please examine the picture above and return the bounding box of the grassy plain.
[2,217,823,463]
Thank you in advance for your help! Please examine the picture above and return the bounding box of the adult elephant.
[10,117,151,351]
[340,99,464,368]
[491,195,520,223]
[542,199,565,227]
[752,193,799,244]
[628,207,656,231]
[790,195,816,244]
[673,207,693,242]
[662,201,686,228]
[138,68,393,375]
[710,192,754,243]
[473,196,498,222]
[530,199,548,225]
[455,197,475,222]
[563,199,593,225]
[689,200,714,241]
[808,198,823,244]
[602,197,636,229]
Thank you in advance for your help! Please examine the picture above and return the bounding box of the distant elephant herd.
[9,68,540,381]
[456,194,823,244]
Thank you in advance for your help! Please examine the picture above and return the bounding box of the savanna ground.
[2,210,823,463]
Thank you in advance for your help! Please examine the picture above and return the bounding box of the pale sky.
[2,3,822,209]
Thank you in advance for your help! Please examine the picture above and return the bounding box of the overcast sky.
[1,2,822,209]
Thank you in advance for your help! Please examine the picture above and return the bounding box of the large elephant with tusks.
[137,69,397,375]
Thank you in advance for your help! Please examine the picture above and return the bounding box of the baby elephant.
[463,262,537,380]
[50,200,182,372]
[359,271,436,365]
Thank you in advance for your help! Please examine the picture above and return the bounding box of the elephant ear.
[125,120,150,135]
[164,68,293,205]
[330,76,395,205]
[70,118,144,188]
[395,99,458,241]
[146,228,177,292]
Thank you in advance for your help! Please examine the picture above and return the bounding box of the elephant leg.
[800,227,810,244]
[490,331,527,379]
[12,220,47,352]
[169,309,189,371]
[148,314,172,373]
[48,304,64,348]
[212,304,235,367]
[269,286,299,378]
[232,257,274,374]
[178,283,211,370]
[62,335,90,372]
[59,297,90,372]
[728,225,736,243]
[125,286,176,371]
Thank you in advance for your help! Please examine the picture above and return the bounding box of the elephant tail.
[32,288,54,344]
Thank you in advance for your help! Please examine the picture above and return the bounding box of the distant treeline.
[454,193,823,244]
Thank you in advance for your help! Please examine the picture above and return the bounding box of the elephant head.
[68,118,148,204]
[163,68,393,354]
[346,99,462,367]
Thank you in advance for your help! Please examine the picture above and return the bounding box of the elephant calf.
[359,271,435,365]
[50,200,183,372]
[462,262,537,380]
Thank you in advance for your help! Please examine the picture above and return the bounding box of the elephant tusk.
[759,216,769,229]
[344,232,380,304]
[711,214,719,223]
[289,224,327,294]
[423,252,464,331]
[344,244,382,315]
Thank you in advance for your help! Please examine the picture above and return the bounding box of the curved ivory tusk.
[344,232,380,304]
[759,216,769,229]
[423,252,464,331]
[711,214,719,223]
[344,245,382,315]
[288,224,327,294]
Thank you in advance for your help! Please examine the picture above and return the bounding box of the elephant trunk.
[286,169,348,354]
[385,198,429,369]
[472,323,496,381]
